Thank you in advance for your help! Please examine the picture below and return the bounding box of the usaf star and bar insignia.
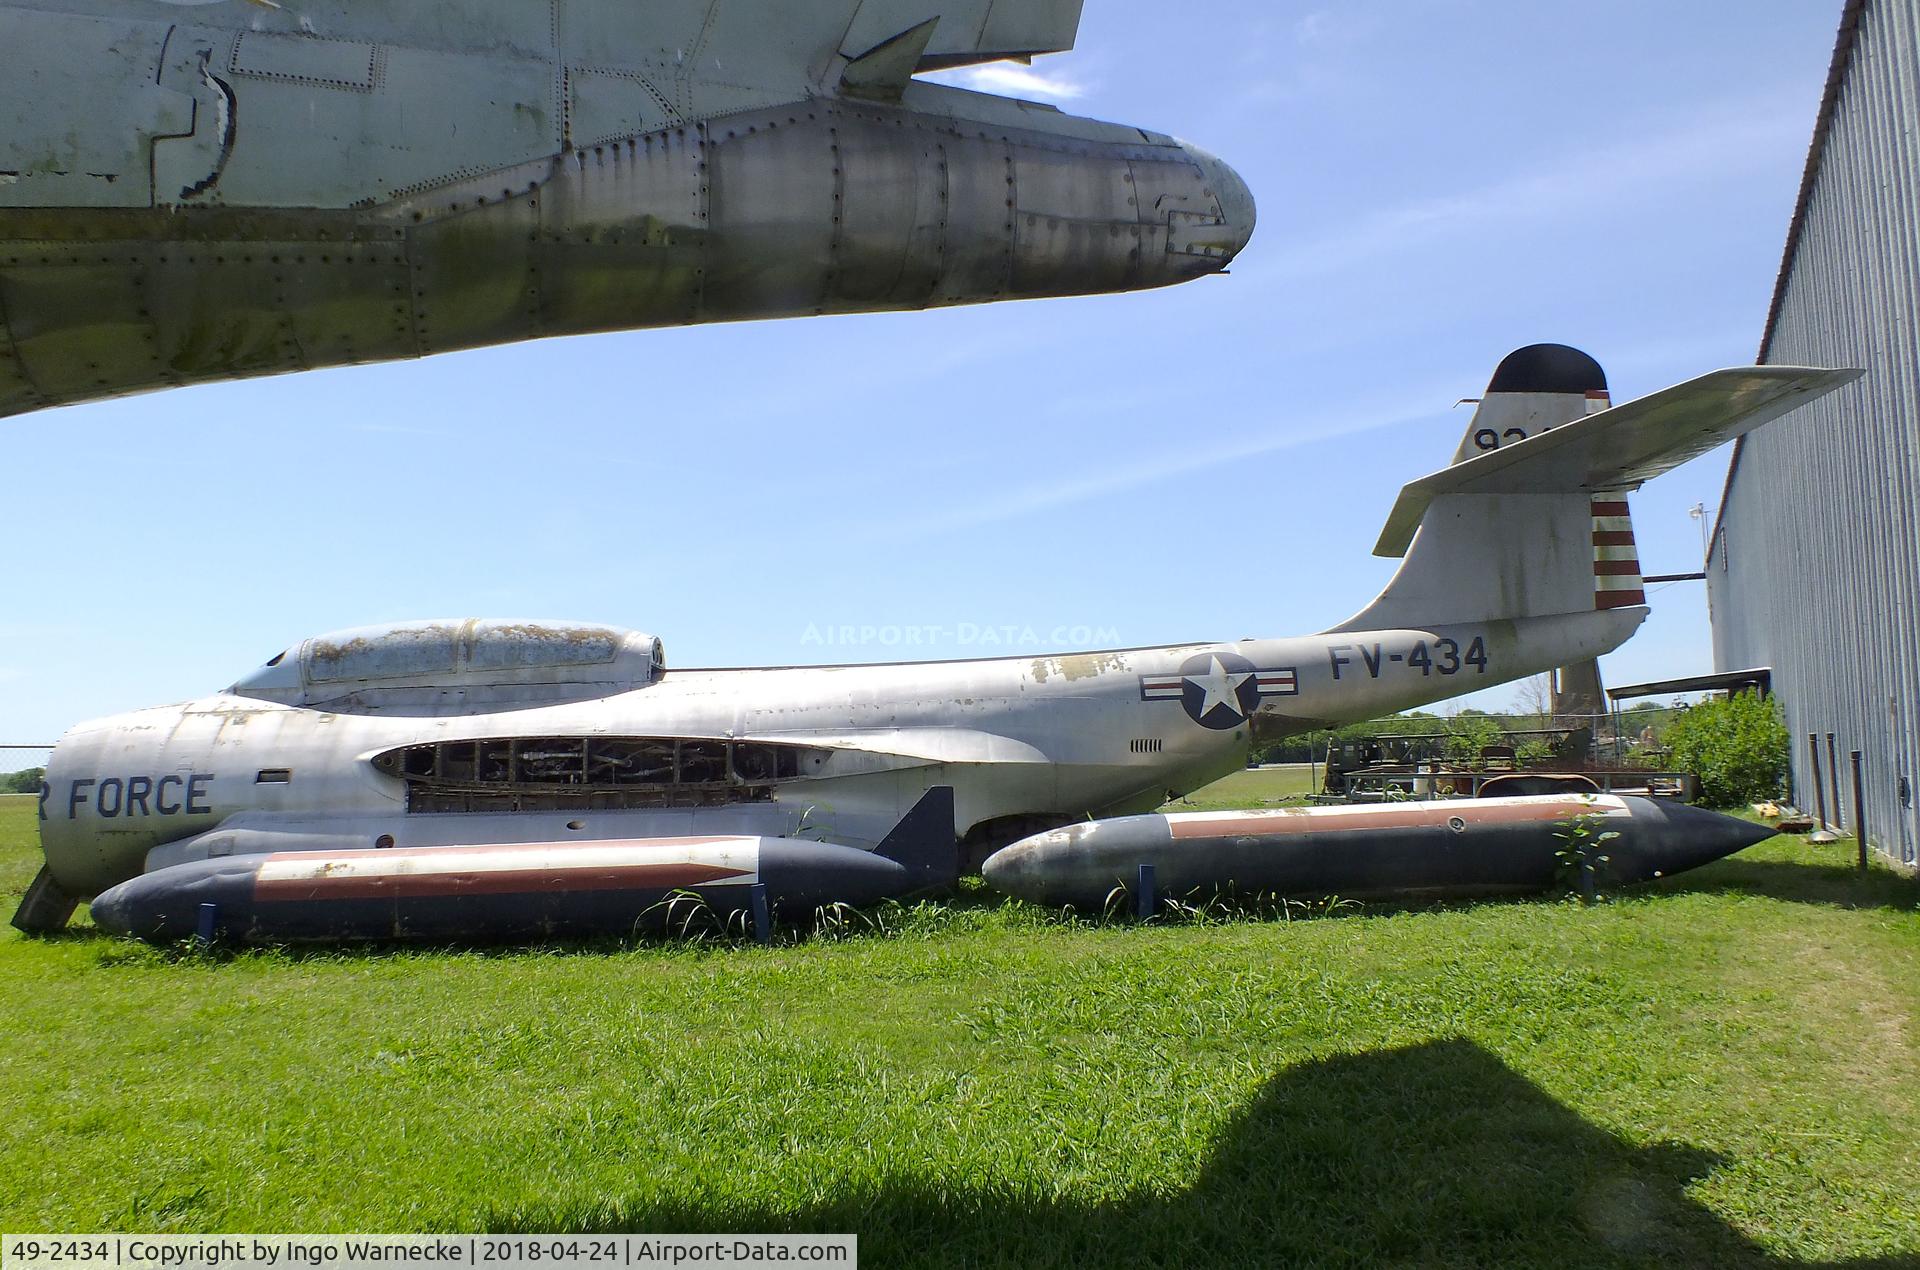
[1139,652,1298,729]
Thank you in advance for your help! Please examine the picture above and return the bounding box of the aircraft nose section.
[981,824,1086,904]
[979,841,1032,896]
[1179,141,1257,266]
[87,881,137,938]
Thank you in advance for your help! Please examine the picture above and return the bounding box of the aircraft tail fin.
[873,785,959,887]
[1331,346,1860,633]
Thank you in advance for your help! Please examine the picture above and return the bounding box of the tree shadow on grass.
[490,1039,1910,1268]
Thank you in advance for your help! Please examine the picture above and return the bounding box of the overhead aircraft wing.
[1374,366,1863,557]
[841,0,1085,71]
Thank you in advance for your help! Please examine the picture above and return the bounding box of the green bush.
[1663,692,1789,808]
[1444,712,1503,763]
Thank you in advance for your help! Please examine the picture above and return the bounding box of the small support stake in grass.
[1850,749,1867,873]
[1827,733,1843,829]
[1807,734,1830,831]
[195,902,218,945]
[1136,863,1156,920]
[749,883,771,945]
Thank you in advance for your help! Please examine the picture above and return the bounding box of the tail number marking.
[1330,637,1489,680]
[1474,427,1532,451]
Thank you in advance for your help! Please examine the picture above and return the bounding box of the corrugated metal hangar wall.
[1708,0,1920,865]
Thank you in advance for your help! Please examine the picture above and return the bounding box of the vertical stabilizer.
[1450,343,1613,465]
[1334,344,1624,632]
[1335,353,1856,636]
[874,786,960,888]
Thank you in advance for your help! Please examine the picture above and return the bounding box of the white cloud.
[922,62,1090,102]
[346,421,448,437]
[879,384,1459,538]
[1296,11,1333,43]
[1265,93,1811,279]
[1294,10,1381,46]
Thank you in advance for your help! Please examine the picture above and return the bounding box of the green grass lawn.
[2,790,1917,1265]
[1163,762,1319,808]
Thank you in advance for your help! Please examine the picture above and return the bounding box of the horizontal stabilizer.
[1374,365,1861,556]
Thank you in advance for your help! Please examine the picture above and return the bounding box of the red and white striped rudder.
[1591,493,1645,610]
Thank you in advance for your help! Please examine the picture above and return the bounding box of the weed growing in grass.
[1093,882,1362,928]
[1554,802,1621,905]
[121,1180,212,1230]
[639,889,753,942]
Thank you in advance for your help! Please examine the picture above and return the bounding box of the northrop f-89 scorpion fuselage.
[12,347,1860,939]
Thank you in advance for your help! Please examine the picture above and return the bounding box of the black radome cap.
[1486,343,1608,395]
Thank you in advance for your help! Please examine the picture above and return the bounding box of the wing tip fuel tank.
[982,795,1776,909]
[92,788,959,944]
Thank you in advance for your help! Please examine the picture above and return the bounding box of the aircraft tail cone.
[1176,142,1257,266]
[1615,799,1776,881]
[756,842,913,913]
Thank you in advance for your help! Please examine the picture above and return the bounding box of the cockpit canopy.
[228,619,665,714]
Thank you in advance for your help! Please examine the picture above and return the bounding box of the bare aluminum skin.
[0,0,1252,419]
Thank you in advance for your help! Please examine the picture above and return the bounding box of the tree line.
[1251,700,1682,766]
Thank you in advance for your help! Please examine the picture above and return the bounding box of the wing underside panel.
[841,0,1085,66]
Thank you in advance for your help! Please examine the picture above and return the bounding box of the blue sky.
[0,1,1844,764]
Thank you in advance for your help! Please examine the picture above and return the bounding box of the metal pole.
[1826,733,1842,830]
[1136,863,1156,920]
[1808,734,1829,829]
[749,883,771,945]
[1850,750,1868,872]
